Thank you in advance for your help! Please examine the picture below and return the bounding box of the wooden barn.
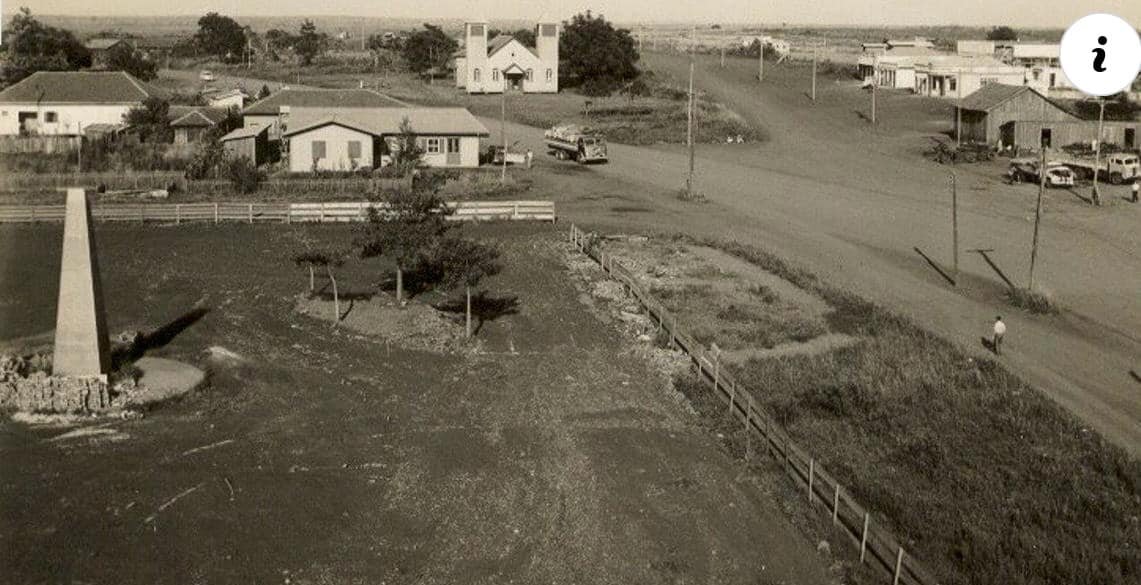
[219,125,270,166]
[956,84,1141,151]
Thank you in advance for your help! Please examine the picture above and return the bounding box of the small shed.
[170,107,231,144]
[219,125,270,166]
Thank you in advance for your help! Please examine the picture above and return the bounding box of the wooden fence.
[569,224,940,585]
[0,135,81,154]
[0,200,556,224]
[0,173,412,196]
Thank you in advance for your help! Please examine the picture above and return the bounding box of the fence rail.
[0,200,556,224]
[569,224,940,585]
[0,173,413,195]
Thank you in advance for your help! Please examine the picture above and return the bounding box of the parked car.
[199,70,216,82]
[1007,159,1075,188]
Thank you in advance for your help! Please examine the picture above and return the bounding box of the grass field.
[0,222,834,585]
[583,234,1141,585]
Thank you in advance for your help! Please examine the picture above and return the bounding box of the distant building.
[240,88,402,140]
[0,71,158,136]
[281,107,489,172]
[914,56,1028,99]
[857,40,943,84]
[455,20,559,94]
[954,41,1076,94]
[203,88,249,110]
[84,38,131,68]
[955,84,1140,150]
[220,125,270,165]
[169,106,231,144]
[955,40,995,56]
[134,36,184,68]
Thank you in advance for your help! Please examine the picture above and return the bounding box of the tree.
[125,96,172,142]
[195,12,246,61]
[2,7,92,84]
[185,139,225,179]
[390,117,425,174]
[355,188,453,304]
[294,19,328,66]
[105,43,157,80]
[293,246,349,326]
[257,84,272,100]
[986,26,1018,41]
[225,155,262,194]
[560,11,640,95]
[401,24,457,75]
[432,237,502,338]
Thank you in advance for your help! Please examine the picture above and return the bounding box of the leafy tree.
[293,246,349,326]
[195,12,246,61]
[986,26,1018,41]
[185,139,225,179]
[560,11,640,95]
[2,7,92,83]
[390,117,425,174]
[105,43,157,80]
[401,23,457,75]
[257,84,272,100]
[294,19,328,66]
[355,188,453,304]
[225,155,262,194]
[432,237,502,338]
[125,96,172,142]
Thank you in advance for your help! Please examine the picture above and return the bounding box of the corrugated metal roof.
[242,89,403,115]
[219,125,268,141]
[282,107,489,138]
[0,71,160,104]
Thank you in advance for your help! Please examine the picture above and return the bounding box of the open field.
[0,222,836,584]
[582,234,1140,585]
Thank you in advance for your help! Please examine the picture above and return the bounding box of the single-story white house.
[281,107,490,172]
[914,56,1029,99]
[204,88,249,110]
[240,88,402,140]
[0,71,158,136]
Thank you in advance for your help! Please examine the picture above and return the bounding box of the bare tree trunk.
[465,285,472,338]
[327,266,340,326]
[308,266,315,293]
[396,267,403,304]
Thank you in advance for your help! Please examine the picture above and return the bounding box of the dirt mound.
[296,295,466,353]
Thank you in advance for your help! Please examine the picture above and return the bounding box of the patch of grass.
[1006,287,1060,314]
[746,284,778,304]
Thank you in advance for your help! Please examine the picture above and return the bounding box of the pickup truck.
[1054,152,1140,184]
[544,124,608,164]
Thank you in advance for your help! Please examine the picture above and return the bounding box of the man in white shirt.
[993,316,1006,355]
[1131,179,1139,203]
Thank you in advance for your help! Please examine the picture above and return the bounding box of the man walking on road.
[993,316,1006,355]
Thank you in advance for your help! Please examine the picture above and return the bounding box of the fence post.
[894,546,904,585]
[214,203,219,224]
[513,202,519,219]
[176,204,181,225]
[286,205,292,224]
[832,484,840,525]
[320,202,326,223]
[808,459,816,503]
[139,204,145,222]
[248,203,253,224]
[30,206,36,222]
[860,513,870,563]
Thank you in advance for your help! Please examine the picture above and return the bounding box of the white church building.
[454,20,559,94]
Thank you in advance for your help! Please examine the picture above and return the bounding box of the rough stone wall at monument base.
[1,373,112,413]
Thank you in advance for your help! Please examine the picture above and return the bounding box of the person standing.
[993,316,1006,355]
[1131,179,1139,203]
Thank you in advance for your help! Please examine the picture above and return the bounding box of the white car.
[199,70,216,82]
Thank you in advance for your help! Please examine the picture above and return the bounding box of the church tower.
[465,20,489,93]
[535,20,559,93]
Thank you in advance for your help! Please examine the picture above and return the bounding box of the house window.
[948,77,956,92]
[1049,73,1056,87]
[44,112,58,123]
[492,69,499,81]
[526,69,533,81]
[312,140,326,159]
[470,24,484,37]
[426,138,441,153]
[446,137,460,153]
[546,68,553,81]
[541,24,556,37]
[348,140,361,159]
[473,68,481,82]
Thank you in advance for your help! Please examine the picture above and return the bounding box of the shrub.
[1007,287,1059,314]
[225,156,262,194]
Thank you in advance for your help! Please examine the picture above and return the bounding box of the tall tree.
[401,24,457,75]
[355,188,453,304]
[294,19,328,66]
[986,26,1018,41]
[125,96,171,142]
[2,7,92,84]
[433,237,502,338]
[195,12,246,61]
[105,43,157,80]
[560,11,640,95]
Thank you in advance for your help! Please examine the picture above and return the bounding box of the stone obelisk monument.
[53,188,110,380]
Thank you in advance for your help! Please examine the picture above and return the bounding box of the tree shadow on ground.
[111,307,210,369]
[434,292,521,336]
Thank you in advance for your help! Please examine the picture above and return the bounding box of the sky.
[4,0,1141,28]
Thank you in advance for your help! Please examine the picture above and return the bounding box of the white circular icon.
[1060,13,1141,97]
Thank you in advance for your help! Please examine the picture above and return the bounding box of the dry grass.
[1006,287,1060,315]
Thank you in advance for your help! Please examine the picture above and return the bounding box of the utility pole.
[1091,98,1105,206]
[720,45,725,68]
[871,80,876,128]
[686,60,696,197]
[77,122,83,173]
[1029,146,1046,289]
[951,173,959,284]
[501,77,508,183]
[811,43,817,102]
[758,41,764,81]
[956,105,961,147]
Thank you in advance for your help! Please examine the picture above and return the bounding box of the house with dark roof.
[240,88,403,140]
[281,107,489,172]
[455,19,559,94]
[955,84,1141,151]
[84,38,131,67]
[0,71,159,136]
[169,106,231,144]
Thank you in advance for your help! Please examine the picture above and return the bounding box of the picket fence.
[569,224,940,585]
[0,200,556,224]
